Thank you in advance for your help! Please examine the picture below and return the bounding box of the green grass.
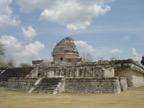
[0,87,144,108]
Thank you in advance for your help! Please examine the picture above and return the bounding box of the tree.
[0,43,4,68]
[0,43,15,68]
[20,63,31,68]
[0,56,15,68]
[110,56,117,61]
[0,43,4,56]
[5,56,15,68]
[98,57,104,61]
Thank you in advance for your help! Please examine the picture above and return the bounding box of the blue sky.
[0,0,144,65]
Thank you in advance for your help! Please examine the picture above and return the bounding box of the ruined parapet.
[32,60,44,67]
[37,61,70,78]
[65,57,82,62]
[35,61,115,78]
[80,61,111,68]
[52,37,79,61]
[110,59,144,73]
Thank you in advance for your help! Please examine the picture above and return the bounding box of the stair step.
[30,78,63,94]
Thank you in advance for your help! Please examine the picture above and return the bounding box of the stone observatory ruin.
[0,37,144,94]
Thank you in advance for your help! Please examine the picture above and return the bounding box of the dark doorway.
[60,57,63,61]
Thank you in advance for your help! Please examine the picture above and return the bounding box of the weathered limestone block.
[104,67,114,78]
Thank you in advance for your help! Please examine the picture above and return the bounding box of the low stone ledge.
[65,77,121,94]
[66,77,119,80]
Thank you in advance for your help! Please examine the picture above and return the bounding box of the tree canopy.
[0,43,4,56]
[0,43,15,68]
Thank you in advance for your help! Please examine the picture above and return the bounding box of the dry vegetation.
[0,87,144,108]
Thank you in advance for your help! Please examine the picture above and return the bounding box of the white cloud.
[15,41,45,58]
[110,49,122,54]
[0,35,45,64]
[131,48,142,61]
[15,0,113,30]
[74,40,98,60]
[74,40,96,53]
[0,0,20,26]
[40,1,110,31]
[15,0,58,12]
[21,26,37,39]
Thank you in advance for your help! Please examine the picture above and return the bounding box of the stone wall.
[6,78,37,91]
[0,81,7,87]
[114,60,144,87]
[26,66,39,78]
[104,67,114,78]
[0,77,126,94]
[115,70,144,87]
[37,64,114,78]
[119,77,128,91]
[115,70,132,87]
[1,58,144,94]
[65,78,121,94]
[131,71,144,87]
[0,77,65,94]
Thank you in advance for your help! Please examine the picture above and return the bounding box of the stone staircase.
[28,78,42,93]
[29,77,64,94]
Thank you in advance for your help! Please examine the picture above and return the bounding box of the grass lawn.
[0,87,144,108]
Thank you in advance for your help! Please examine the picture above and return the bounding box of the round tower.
[52,37,79,61]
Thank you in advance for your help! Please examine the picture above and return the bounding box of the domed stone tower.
[52,37,79,61]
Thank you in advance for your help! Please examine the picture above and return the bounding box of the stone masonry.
[0,37,144,94]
